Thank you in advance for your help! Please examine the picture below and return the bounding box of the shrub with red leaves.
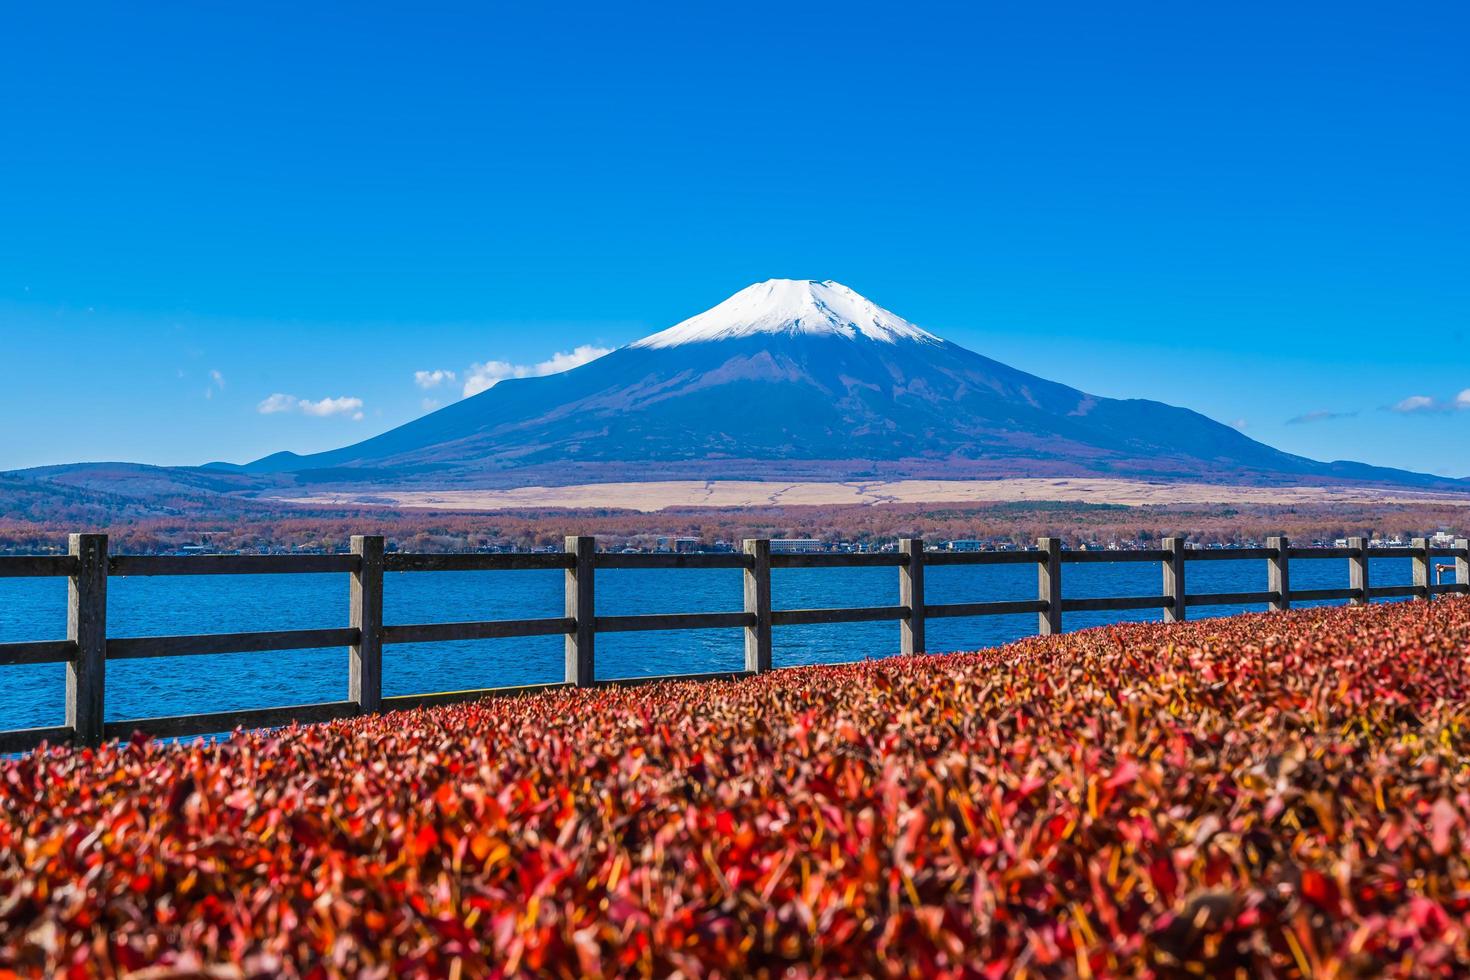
[3,599,1470,977]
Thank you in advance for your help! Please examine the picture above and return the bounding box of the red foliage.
[3,600,1470,976]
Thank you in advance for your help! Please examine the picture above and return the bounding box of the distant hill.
[230,279,1464,492]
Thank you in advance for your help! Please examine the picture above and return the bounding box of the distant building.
[946,539,986,552]
[656,536,702,553]
[770,538,823,554]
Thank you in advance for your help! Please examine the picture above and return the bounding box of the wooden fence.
[1,532,1467,754]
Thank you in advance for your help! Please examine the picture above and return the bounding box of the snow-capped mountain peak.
[630,279,942,349]
[243,276,1455,494]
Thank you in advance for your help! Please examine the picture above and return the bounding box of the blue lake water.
[0,556,1419,732]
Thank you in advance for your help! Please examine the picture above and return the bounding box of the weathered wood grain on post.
[349,535,385,713]
[1457,539,1469,593]
[1267,535,1290,611]
[565,536,596,686]
[1412,537,1432,601]
[1348,536,1370,606]
[1162,537,1186,623]
[899,538,926,654]
[1036,538,1062,635]
[743,539,772,673]
[66,533,107,746]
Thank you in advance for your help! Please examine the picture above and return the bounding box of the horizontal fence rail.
[0,532,1467,753]
[0,555,78,578]
[110,553,363,576]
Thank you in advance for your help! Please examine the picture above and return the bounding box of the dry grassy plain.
[280,478,1470,513]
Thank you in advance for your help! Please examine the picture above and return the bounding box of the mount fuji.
[239,280,1455,490]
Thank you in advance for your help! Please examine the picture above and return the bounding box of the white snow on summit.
[630,279,942,349]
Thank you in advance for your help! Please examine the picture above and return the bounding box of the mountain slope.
[242,280,1464,490]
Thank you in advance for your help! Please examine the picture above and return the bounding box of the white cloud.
[1391,395,1440,414]
[1383,391,1470,415]
[414,369,456,389]
[463,344,612,397]
[537,346,613,375]
[205,368,226,400]
[258,394,365,420]
[257,393,298,414]
[1229,418,1247,431]
[300,396,365,419]
[463,360,515,396]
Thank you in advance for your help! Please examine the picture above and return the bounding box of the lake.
[0,555,1419,733]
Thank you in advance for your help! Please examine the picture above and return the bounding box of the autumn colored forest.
[1,485,1466,556]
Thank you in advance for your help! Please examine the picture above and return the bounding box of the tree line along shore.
[0,495,1465,557]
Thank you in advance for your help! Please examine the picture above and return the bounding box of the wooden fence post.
[900,538,926,654]
[1037,537,1062,635]
[66,533,107,746]
[1412,537,1431,601]
[349,535,385,713]
[1457,539,1469,595]
[1348,536,1370,606]
[565,536,596,686]
[1162,537,1186,623]
[1267,535,1290,611]
[743,539,772,673]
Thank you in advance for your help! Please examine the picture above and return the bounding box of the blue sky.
[2,1,1466,475]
